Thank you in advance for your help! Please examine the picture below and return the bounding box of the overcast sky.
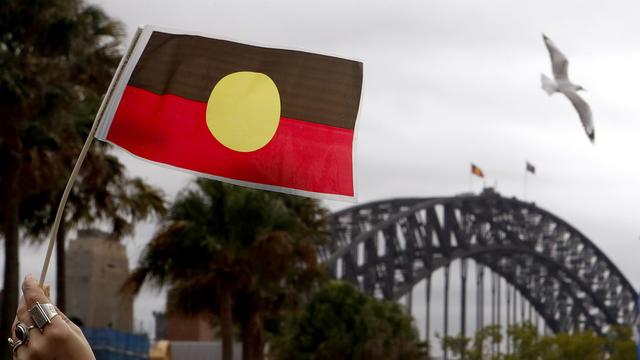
[8,0,640,344]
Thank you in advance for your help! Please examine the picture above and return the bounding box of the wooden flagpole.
[39,27,144,286]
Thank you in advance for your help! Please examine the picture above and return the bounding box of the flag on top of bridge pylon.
[95,25,363,201]
[526,161,536,174]
[471,163,484,178]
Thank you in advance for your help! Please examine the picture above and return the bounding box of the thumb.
[22,274,51,308]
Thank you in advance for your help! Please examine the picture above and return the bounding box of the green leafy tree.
[440,325,501,360]
[0,0,122,354]
[606,325,637,360]
[127,180,329,360]
[441,322,633,360]
[271,281,424,360]
[503,322,545,360]
[541,330,605,360]
[472,325,502,360]
[440,334,471,359]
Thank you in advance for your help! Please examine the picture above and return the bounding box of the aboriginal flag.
[96,26,363,200]
[471,163,484,178]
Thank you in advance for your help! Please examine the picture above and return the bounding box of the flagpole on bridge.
[38,27,144,287]
[524,160,535,201]
[469,163,472,193]
[524,166,528,201]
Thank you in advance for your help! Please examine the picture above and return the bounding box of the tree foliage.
[127,179,330,360]
[439,322,636,360]
[21,145,167,311]
[0,1,125,354]
[271,281,424,360]
[440,325,501,360]
[606,325,638,360]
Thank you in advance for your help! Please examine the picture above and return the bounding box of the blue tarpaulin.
[83,327,149,360]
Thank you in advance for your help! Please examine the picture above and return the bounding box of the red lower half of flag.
[106,86,355,196]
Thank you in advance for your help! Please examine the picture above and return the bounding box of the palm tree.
[127,180,329,360]
[235,194,329,360]
[0,1,123,354]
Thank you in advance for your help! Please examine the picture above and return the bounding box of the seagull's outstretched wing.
[561,89,595,143]
[543,34,569,81]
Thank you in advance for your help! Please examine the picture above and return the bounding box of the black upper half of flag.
[128,31,364,130]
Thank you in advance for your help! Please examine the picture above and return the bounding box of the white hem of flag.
[96,26,154,140]
[350,64,365,204]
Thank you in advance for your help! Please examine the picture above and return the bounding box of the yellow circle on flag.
[206,71,281,152]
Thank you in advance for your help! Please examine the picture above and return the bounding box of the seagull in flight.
[541,34,594,144]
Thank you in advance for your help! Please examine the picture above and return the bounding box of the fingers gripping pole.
[39,27,144,286]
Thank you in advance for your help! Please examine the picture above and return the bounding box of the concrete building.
[150,341,243,360]
[166,312,215,341]
[66,229,133,331]
[153,310,216,341]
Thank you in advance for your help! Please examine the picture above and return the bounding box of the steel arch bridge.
[320,189,637,336]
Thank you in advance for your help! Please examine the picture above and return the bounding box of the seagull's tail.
[540,74,557,95]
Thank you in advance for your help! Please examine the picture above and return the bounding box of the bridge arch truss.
[321,190,637,336]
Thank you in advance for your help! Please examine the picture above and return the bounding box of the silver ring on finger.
[7,338,24,355]
[29,302,58,330]
[14,322,35,344]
